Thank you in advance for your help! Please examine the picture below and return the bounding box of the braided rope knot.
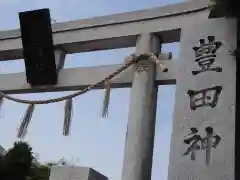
[125,52,168,73]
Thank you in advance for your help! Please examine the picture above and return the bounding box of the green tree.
[210,0,239,17]
[0,142,68,180]
[210,0,240,57]
[0,141,34,180]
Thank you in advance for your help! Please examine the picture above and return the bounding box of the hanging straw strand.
[17,104,35,139]
[63,98,73,136]
[102,82,111,118]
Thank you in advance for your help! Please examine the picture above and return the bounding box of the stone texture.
[167,18,236,180]
[121,34,160,180]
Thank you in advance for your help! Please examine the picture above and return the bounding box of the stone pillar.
[167,18,236,180]
[121,34,160,180]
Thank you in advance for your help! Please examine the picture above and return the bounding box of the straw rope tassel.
[102,82,111,118]
[17,104,35,139]
[63,98,73,136]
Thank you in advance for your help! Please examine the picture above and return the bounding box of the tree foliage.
[0,141,53,180]
[210,0,239,17]
[0,141,34,180]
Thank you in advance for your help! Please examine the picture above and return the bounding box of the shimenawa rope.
[0,52,167,138]
[0,53,166,105]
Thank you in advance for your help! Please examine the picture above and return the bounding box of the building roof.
[0,145,7,155]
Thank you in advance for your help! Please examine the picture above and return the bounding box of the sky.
[0,0,182,180]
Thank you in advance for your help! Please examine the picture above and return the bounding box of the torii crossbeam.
[0,0,209,95]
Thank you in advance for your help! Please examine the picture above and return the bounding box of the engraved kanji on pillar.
[187,86,222,111]
[183,126,221,166]
[192,36,222,75]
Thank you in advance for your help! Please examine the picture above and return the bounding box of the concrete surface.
[49,166,108,180]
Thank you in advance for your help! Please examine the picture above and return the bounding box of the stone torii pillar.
[167,18,236,180]
[121,33,160,180]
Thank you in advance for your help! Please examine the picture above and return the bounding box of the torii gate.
[0,0,237,180]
